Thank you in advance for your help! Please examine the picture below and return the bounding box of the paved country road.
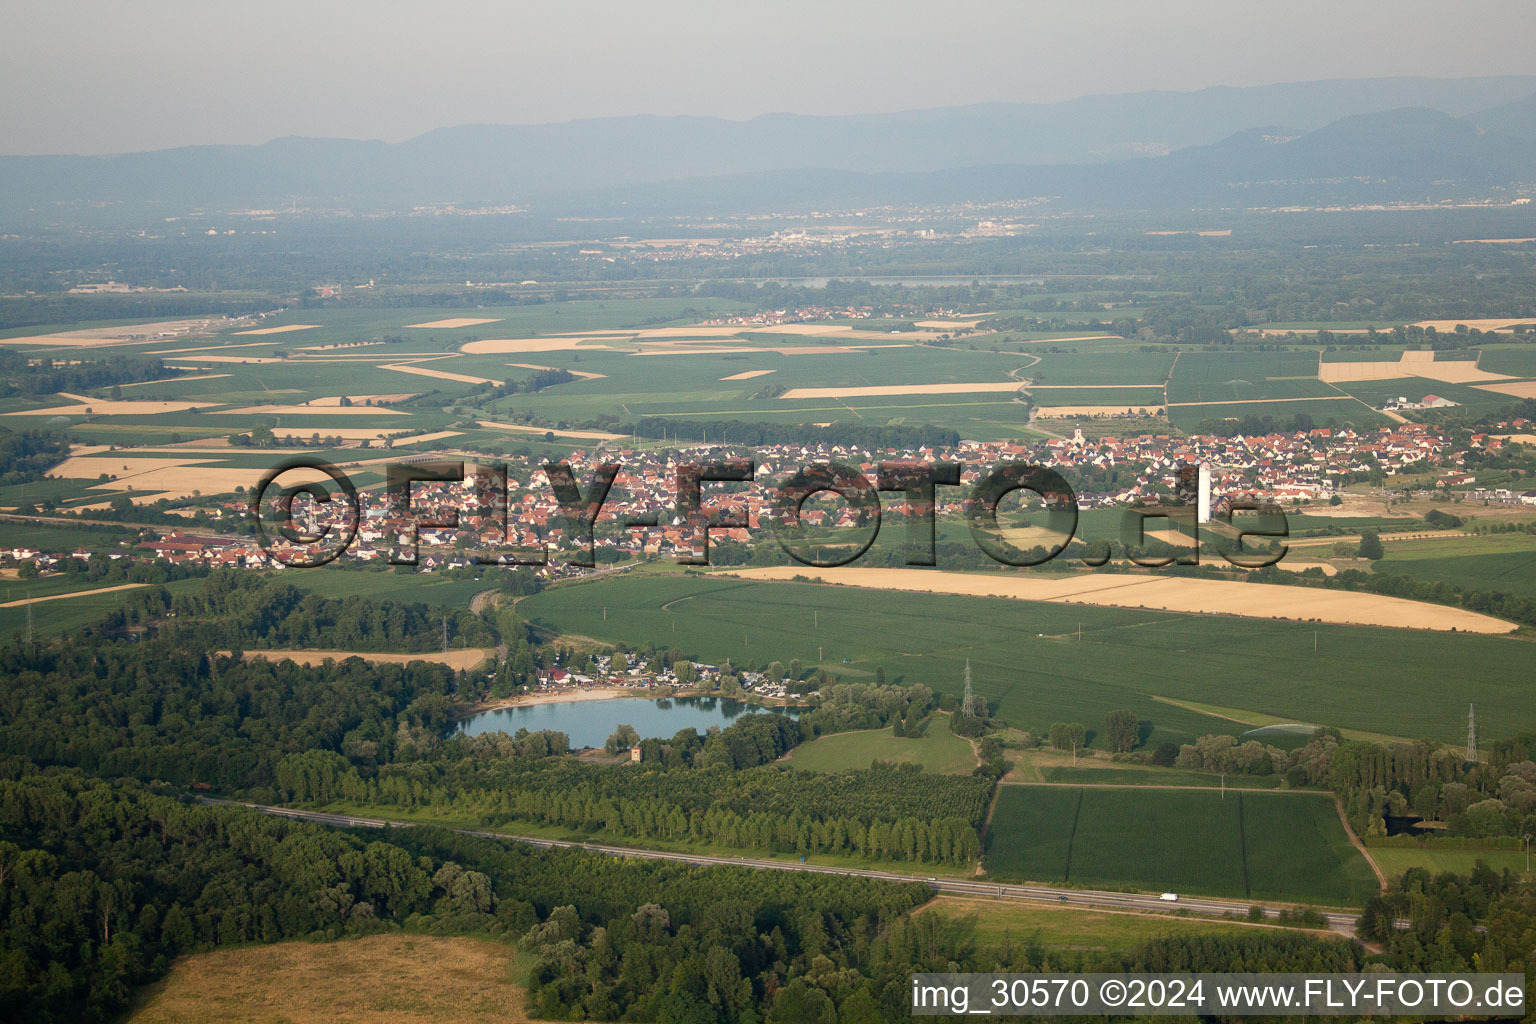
[195,797,1364,935]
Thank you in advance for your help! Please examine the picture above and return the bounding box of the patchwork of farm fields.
[516,573,1536,746]
[982,787,1377,905]
[0,305,1175,444]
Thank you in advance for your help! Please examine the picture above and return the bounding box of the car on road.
[1159,892,1179,902]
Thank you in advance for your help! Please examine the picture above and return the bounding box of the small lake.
[456,695,799,749]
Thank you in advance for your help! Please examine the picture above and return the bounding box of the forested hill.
[0,765,1369,1024]
[6,76,1536,219]
[138,570,496,651]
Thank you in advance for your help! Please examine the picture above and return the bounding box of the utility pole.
[441,616,449,655]
[1524,833,1532,876]
[1467,703,1478,763]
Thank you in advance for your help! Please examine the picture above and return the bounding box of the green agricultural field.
[983,787,1377,905]
[1025,351,1175,386]
[1029,388,1167,407]
[1375,534,1536,600]
[1318,347,1410,362]
[1166,398,1380,432]
[516,573,1536,747]
[928,896,1309,953]
[0,576,204,640]
[1337,378,1517,414]
[1165,352,1325,403]
[489,344,1040,436]
[1367,846,1532,880]
[0,520,134,552]
[1034,767,1283,789]
[1469,347,1536,378]
[0,572,147,604]
[785,712,976,774]
[1284,513,1422,534]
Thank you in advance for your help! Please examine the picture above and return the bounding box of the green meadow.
[784,712,976,774]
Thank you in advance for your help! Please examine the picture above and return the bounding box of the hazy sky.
[6,0,1536,155]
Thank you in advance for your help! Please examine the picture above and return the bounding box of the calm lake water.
[456,695,799,749]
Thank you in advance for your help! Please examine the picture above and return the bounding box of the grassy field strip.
[1149,696,1423,747]
[928,895,1346,950]
[1368,847,1533,879]
[783,712,978,774]
[0,582,148,607]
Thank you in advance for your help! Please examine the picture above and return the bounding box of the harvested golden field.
[726,567,1516,633]
[148,342,277,355]
[1474,380,1536,399]
[632,344,868,356]
[404,317,505,329]
[116,373,232,388]
[914,319,984,329]
[50,456,339,503]
[1034,405,1165,417]
[237,648,494,670]
[1246,328,1374,337]
[1318,350,1508,384]
[308,394,419,406]
[1026,384,1163,390]
[748,324,853,336]
[215,404,409,416]
[721,369,776,380]
[506,362,606,379]
[5,393,218,417]
[124,934,525,1024]
[827,329,946,341]
[634,327,744,338]
[1165,395,1349,408]
[380,362,499,385]
[163,355,292,364]
[0,319,228,348]
[1020,334,1119,343]
[387,430,465,446]
[779,382,1022,399]
[232,324,322,335]
[478,420,626,441]
[460,338,616,354]
[1411,318,1536,332]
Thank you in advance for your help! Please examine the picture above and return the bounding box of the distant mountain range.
[4,75,1536,221]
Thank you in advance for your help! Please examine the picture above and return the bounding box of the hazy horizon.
[6,0,1536,156]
